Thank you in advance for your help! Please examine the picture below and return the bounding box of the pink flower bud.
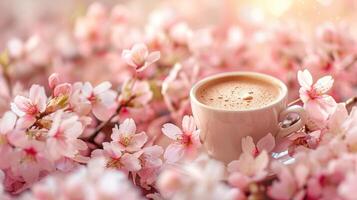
[48,73,60,89]
[54,83,72,97]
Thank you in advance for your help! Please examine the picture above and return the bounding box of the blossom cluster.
[1,1,357,200]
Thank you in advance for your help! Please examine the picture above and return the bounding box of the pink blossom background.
[1,0,357,200]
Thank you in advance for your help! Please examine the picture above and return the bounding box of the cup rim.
[190,71,288,113]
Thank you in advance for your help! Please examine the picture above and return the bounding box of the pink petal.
[121,153,142,171]
[294,164,309,188]
[253,151,269,173]
[182,115,196,133]
[191,130,201,147]
[268,167,296,200]
[12,96,32,116]
[92,103,112,121]
[93,81,111,95]
[227,160,240,173]
[97,90,116,106]
[48,73,60,89]
[328,103,348,133]
[7,130,29,148]
[162,123,183,140]
[305,96,336,122]
[62,117,83,138]
[241,136,256,155]
[16,115,36,129]
[54,83,72,97]
[111,125,121,141]
[143,145,164,158]
[314,75,333,94]
[132,43,149,58]
[257,133,275,153]
[19,162,40,184]
[164,143,185,163]
[0,145,14,169]
[297,69,313,89]
[73,139,88,151]
[228,172,251,190]
[0,111,17,133]
[29,84,47,112]
[338,173,357,200]
[122,50,137,68]
[47,110,62,137]
[146,51,160,65]
[91,149,105,157]
[126,132,148,152]
[119,118,136,136]
[81,82,93,98]
[107,142,123,158]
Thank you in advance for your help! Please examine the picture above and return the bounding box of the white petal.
[314,75,333,94]
[297,69,313,89]
[182,115,196,133]
[162,123,183,140]
[119,118,137,136]
[164,143,185,163]
[29,84,47,112]
[93,81,112,95]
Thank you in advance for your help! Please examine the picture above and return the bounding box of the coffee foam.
[196,76,281,110]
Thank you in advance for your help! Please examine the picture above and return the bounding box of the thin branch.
[87,95,135,144]
[288,98,301,106]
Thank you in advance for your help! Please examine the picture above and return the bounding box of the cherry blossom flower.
[80,81,117,121]
[11,85,47,128]
[10,138,54,187]
[297,69,337,125]
[91,142,141,173]
[46,110,88,162]
[162,115,201,163]
[228,151,269,189]
[111,118,148,152]
[122,43,160,72]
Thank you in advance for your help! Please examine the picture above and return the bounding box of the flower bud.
[54,83,72,97]
[48,73,60,89]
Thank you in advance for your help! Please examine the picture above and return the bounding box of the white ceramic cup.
[190,72,307,163]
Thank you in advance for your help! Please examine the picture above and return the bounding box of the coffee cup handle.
[276,105,307,138]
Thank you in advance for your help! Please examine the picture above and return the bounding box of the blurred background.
[1,0,357,45]
[1,0,357,103]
